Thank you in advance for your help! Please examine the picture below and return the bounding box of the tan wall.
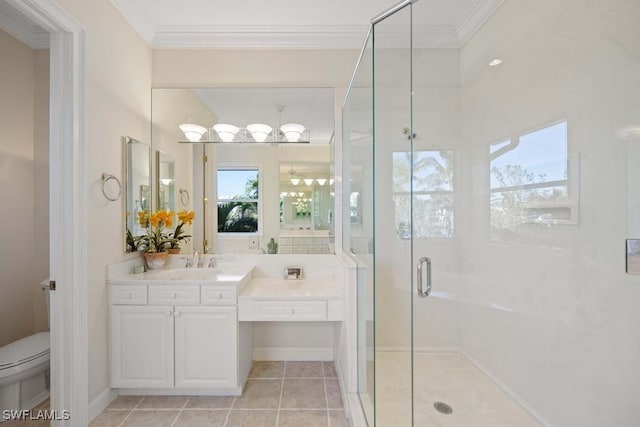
[153,49,358,88]
[0,29,49,347]
[56,0,153,401]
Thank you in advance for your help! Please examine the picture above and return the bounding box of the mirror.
[157,151,175,213]
[150,87,335,254]
[280,162,332,231]
[124,136,151,252]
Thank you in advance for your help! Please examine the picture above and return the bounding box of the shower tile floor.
[89,361,349,427]
[370,352,539,426]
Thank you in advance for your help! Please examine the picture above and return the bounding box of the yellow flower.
[137,210,149,228]
[165,211,174,228]
[177,210,195,225]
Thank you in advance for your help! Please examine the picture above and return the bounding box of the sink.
[109,264,254,286]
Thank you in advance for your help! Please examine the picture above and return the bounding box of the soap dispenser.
[267,238,278,254]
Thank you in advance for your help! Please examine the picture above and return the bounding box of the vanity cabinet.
[110,284,248,392]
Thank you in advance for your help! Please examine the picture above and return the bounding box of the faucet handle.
[207,256,216,268]
[185,257,193,268]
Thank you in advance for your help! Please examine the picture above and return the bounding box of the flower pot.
[144,252,168,269]
[167,248,181,255]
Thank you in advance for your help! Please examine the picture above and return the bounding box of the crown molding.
[456,0,506,46]
[0,3,49,49]
[109,0,155,45]
[109,0,502,50]
[153,25,369,49]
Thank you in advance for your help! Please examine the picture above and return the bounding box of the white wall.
[458,0,640,425]
[56,0,152,402]
[0,29,49,347]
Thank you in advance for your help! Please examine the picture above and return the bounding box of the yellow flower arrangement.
[169,210,195,250]
[135,209,176,253]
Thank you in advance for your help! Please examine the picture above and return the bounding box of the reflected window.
[490,121,575,237]
[392,150,454,238]
[217,168,260,233]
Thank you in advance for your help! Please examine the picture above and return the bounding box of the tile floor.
[91,361,350,427]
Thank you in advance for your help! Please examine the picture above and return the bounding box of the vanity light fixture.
[213,124,240,142]
[489,58,503,67]
[329,179,334,185]
[160,178,174,186]
[280,123,306,142]
[290,178,301,186]
[179,123,207,142]
[316,178,327,186]
[247,124,272,142]
[303,178,314,186]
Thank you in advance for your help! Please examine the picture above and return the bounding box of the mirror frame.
[123,136,151,253]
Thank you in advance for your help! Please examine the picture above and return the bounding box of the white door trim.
[7,1,88,425]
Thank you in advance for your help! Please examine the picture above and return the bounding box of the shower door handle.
[417,257,431,298]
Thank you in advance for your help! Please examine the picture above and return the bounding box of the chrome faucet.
[192,251,200,268]
[207,256,216,268]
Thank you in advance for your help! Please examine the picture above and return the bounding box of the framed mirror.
[157,151,176,213]
[124,136,151,253]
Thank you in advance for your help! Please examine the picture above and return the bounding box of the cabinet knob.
[174,311,181,316]
[165,311,172,316]
[170,292,177,298]
[217,293,223,299]
[126,293,132,299]
[290,308,296,315]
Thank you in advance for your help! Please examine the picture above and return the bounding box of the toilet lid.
[0,332,50,370]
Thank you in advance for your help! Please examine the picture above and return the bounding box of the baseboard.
[118,388,242,396]
[88,387,118,422]
[347,393,369,427]
[460,350,553,427]
[376,346,460,354]
[253,346,333,361]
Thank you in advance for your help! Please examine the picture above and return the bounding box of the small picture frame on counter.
[284,266,303,280]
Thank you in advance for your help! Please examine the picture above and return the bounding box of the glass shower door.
[371,4,415,426]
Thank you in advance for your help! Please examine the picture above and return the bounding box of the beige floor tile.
[226,410,277,427]
[284,361,324,378]
[137,395,188,409]
[328,410,350,427]
[278,410,328,427]
[89,410,131,427]
[233,380,281,409]
[185,396,234,409]
[281,379,326,409]
[120,410,179,427]
[107,395,143,410]
[325,378,343,409]
[249,361,285,378]
[173,410,228,427]
[323,361,338,378]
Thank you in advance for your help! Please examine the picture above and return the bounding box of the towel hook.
[102,173,122,201]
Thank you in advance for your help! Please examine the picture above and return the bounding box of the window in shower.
[490,120,578,238]
[392,150,454,239]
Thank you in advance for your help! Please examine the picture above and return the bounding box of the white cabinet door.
[110,305,174,388]
[174,306,237,388]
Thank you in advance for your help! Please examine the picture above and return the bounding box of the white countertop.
[239,277,342,299]
[108,264,254,286]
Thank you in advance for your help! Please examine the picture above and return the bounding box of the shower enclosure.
[342,0,640,426]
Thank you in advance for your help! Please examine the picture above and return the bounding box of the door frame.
[7,1,88,425]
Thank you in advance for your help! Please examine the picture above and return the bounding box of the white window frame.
[216,163,263,237]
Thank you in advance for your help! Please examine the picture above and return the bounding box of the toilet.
[0,280,50,420]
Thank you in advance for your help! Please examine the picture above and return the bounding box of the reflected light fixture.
[160,178,174,186]
[329,179,334,185]
[213,124,239,142]
[247,124,272,142]
[280,123,306,142]
[290,178,301,186]
[179,123,207,142]
[303,178,314,186]
[316,178,327,186]
[489,58,503,67]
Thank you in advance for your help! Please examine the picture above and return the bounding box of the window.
[392,150,455,239]
[217,168,260,233]
[490,120,577,237]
